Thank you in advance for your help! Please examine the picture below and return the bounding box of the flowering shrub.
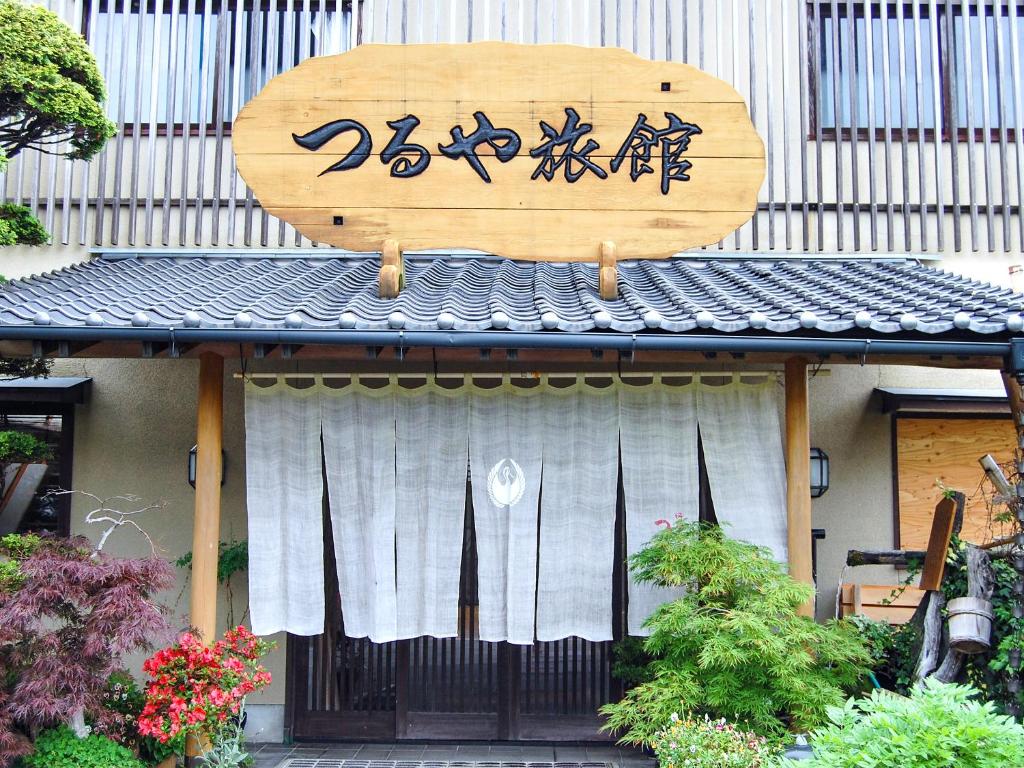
[94,670,175,764]
[138,626,273,756]
[652,714,780,768]
[95,671,144,747]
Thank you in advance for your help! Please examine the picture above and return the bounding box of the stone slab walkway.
[249,743,655,768]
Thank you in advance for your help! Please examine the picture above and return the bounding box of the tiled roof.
[1,253,1022,337]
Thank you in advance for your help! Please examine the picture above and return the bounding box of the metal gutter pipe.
[0,325,1017,363]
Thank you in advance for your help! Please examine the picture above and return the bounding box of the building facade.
[1,0,1023,744]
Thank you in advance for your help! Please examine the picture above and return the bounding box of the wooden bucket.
[947,597,994,654]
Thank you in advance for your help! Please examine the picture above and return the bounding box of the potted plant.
[138,626,273,768]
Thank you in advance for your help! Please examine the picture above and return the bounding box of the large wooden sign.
[233,42,764,264]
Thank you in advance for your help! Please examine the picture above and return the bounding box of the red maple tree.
[0,534,174,765]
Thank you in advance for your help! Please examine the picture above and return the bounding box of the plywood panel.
[232,42,765,261]
[896,417,1016,549]
[839,584,926,625]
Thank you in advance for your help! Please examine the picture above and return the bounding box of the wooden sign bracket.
[379,239,404,298]
[599,241,618,300]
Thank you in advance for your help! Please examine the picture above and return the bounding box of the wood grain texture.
[190,352,224,643]
[839,583,927,625]
[919,495,959,591]
[234,101,764,158]
[232,43,765,261]
[785,357,814,617]
[896,418,1016,549]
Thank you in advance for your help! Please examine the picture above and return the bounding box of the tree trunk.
[915,543,995,686]
[68,708,89,738]
[846,549,926,568]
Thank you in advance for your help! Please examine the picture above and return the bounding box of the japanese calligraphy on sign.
[233,42,765,262]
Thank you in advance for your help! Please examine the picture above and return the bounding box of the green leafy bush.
[600,522,871,744]
[176,539,248,585]
[20,726,146,768]
[0,533,40,592]
[610,636,655,690]
[0,204,48,247]
[943,536,1024,717]
[0,431,51,465]
[784,679,1024,768]
[847,614,918,696]
[652,714,780,768]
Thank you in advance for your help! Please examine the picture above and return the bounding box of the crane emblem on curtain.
[487,458,526,508]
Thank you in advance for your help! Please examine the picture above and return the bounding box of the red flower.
[137,626,274,746]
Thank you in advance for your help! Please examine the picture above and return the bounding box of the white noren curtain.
[322,384,399,643]
[698,380,788,562]
[619,382,698,635]
[395,387,469,638]
[245,382,325,636]
[468,386,544,644]
[536,384,619,642]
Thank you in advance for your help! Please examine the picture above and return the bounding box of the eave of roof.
[0,253,1022,363]
[0,377,92,404]
[877,386,1011,415]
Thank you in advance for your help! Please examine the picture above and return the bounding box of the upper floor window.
[810,1,1023,140]
[87,0,354,131]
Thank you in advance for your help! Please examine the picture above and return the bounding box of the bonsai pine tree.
[0,0,116,378]
[0,0,115,247]
[0,0,115,167]
[601,521,871,744]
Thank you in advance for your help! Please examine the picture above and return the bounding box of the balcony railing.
[1,0,1021,255]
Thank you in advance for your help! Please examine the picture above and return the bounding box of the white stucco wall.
[45,355,288,739]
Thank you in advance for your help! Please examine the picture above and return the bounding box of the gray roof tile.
[0,253,1021,337]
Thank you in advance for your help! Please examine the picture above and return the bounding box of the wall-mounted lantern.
[188,445,226,489]
[810,447,830,498]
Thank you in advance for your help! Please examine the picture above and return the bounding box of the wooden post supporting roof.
[190,352,224,640]
[785,357,814,617]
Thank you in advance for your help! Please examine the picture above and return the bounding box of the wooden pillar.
[190,352,224,641]
[785,357,814,617]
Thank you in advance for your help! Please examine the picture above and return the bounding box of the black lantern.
[188,445,226,488]
[810,447,830,498]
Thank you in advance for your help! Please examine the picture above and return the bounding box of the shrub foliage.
[0,0,115,250]
[19,725,145,768]
[0,0,115,162]
[944,536,1024,716]
[784,679,1024,768]
[0,534,174,765]
[600,522,871,744]
[652,714,780,768]
[0,204,48,247]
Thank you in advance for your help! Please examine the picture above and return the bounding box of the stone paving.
[249,743,655,768]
